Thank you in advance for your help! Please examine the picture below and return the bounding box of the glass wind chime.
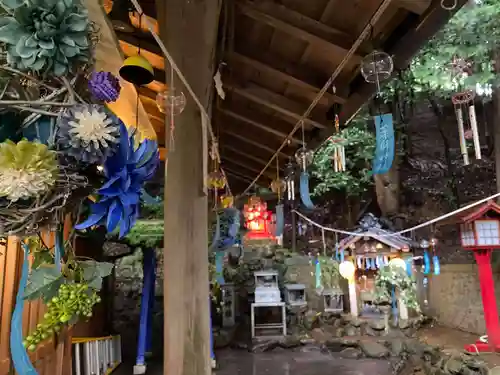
[284,160,295,202]
[451,58,481,165]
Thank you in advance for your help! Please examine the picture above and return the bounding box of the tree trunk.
[157,1,222,375]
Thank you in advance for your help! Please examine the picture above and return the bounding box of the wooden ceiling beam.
[227,52,341,105]
[225,82,330,129]
[116,30,162,55]
[220,130,290,159]
[396,0,432,15]
[221,145,283,170]
[221,158,274,180]
[218,107,302,144]
[225,169,254,183]
[236,1,361,64]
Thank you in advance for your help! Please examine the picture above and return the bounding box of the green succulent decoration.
[0,0,91,76]
[0,139,58,201]
[374,264,420,312]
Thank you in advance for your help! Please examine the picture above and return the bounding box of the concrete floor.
[114,348,393,375]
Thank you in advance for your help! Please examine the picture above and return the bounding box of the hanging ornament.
[270,178,286,197]
[88,71,121,103]
[361,50,394,90]
[119,55,155,86]
[294,147,314,171]
[284,160,295,201]
[156,88,187,115]
[220,195,234,208]
[327,111,346,172]
[420,239,431,275]
[452,89,480,165]
[207,170,226,190]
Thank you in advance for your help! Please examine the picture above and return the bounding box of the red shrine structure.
[441,200,500,352]
[243,196,273,239]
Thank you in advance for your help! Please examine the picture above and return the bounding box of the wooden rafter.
[221,145,283,170]
[225,83,330,129]
[219,131,290,159]
[227,52,341,105]
[221,158,274,180]
[396,0,432,15]
[237,2,361,65]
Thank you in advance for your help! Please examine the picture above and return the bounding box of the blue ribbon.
[405,258,413,277]
[275,204,284,237]
[433,255,440,276]
[391,286,398,326]
[423,251,431,275]
[55,228,64,272]
[373,113,395,175]
[208,214,221,252]
[11,244,38,375]
[299,172,315,209]
[315,259,322,289]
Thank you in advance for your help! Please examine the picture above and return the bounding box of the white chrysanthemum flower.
[68,107,120,148]
[0,168,55,202]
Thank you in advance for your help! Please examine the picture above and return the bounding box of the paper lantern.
[361,51,393,84]
[339,261,355,280]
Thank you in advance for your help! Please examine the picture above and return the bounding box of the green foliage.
[124,220,163,248]
[311,116,376,197]
[318,256,341,290]
[374,265,420,312]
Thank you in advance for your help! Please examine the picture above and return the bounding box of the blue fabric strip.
[423,251,431,275]
[300,172,315,209]
[373,113,395,175]
[391,286,398,326]
[433,255,440,275]
[55,228,64,272]
[275,204,284,237]
[405,258,413,277]
[11,244,38,375]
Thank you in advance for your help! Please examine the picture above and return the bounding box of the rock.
[345,325,358,337]
[251,339,280,353]
[390,339,405,357]
[339,347,363,359]
[359,340,390,358]
[363,325,379,337]
[399,319,410,330]
[280,335,302,349]
[213,327,235,349]
[324,339,344,352]
[369,319,386,331]
[311,328,330,344]
[444,358,464,374]
[350,317,363,327]
[340,337,359,347]
[333,327,345,337]
[303,310,320,330]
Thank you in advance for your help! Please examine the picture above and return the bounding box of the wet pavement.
[115,348,393,375]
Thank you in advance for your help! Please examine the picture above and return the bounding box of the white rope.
[293,191,500,237]
[239,0,396,196]
[129,0,232,196]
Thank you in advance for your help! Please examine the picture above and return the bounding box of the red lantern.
[243,196,272,239]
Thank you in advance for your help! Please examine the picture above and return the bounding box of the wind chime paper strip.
[215,251,225,286]
[55,228,64,272]
[405,258,413,277]
[315,259,322,289]
[11,244,38,375]
[372,113,395,175]
[209,214,221,252]
[300,172,315,209]
[423,251,431,275]
[391,286,398,325]
[275,204,284,237]
[433,255,440,275]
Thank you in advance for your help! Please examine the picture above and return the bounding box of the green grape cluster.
[23,283,101,352]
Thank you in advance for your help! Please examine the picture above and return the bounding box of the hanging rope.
[292,190,500,237]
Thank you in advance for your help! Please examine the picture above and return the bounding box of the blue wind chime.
[420,239,440,276]
[295,141,315,209]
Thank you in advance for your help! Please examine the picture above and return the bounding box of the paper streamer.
[433,255,440,276]
[423,251,431,275]
[405,258,413,277]
[373,113,395,175]
[315,259,322,289]
[11,244,38,375]
[55,228,64,272]
[300,172,315,209]
[275,204,284,237]
[391,286,398,325]
[208,213,220,252]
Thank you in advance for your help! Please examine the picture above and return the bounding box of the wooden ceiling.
[105,0,465,193]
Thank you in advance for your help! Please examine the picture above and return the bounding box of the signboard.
[372,113,395,174]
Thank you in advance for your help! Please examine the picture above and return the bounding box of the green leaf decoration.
[24,265,63,302]
[78,260,113,291]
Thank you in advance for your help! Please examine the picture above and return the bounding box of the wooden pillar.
[156,1,222,375]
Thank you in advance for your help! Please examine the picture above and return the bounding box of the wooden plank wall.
[0,235,73,375]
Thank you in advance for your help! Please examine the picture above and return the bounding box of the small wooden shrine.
[338,214,413,316]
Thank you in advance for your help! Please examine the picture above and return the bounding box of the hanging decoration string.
[129,0,231,196]
[238,0,396,197]
[292,191,500,237]
[169,65,176,151]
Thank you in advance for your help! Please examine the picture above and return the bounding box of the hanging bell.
[119,55,155,86]
[207,171,226,190]
[294,147,314,170]
[220,195,234,208]
[270,178,286,196]
[156,88,187,115]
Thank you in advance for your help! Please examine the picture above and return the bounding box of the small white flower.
[68,107,120,148]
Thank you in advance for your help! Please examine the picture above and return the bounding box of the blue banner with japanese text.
[372,113,394,174]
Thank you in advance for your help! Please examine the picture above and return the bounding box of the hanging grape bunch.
[23,283,101,351]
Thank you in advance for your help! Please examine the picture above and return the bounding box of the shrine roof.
[437,200,500,226]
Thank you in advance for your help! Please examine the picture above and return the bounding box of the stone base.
[133,364,147,375]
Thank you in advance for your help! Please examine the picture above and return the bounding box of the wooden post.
[156,1,222,375]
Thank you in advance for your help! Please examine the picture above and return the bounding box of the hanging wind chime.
[270,158,286,241]
[327,104,346,172]
[451,74,481,165]
[295,122,315,209]
[284,160,295,202]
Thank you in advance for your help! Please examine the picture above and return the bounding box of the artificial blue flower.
[75,123,159,237]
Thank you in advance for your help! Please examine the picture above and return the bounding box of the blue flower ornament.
[75,123,160,237]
